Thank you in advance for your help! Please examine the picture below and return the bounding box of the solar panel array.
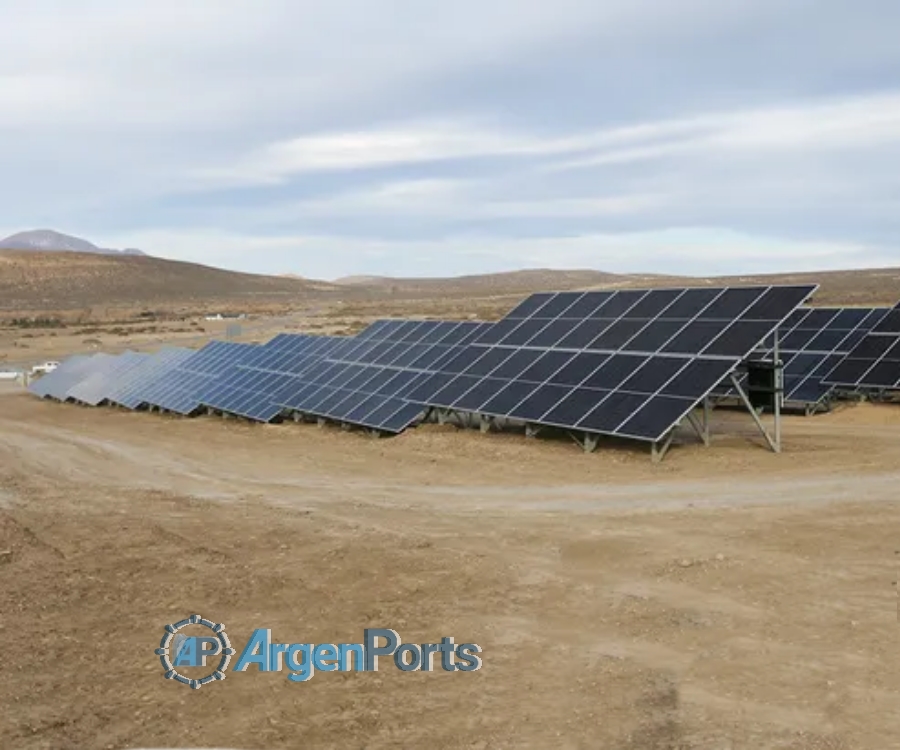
[822,302,900,391]
[273,322,492,433]
[196,334,342,423]
[67,351,150,406]
[134,341,260,416]
[27,284,821,451]
[405,286,816,442]
[106,348,195,409]
[724,307,890,408]
[28,354,101,399]
[26,324,492,435]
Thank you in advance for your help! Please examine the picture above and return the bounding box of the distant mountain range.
[0,229,146,256]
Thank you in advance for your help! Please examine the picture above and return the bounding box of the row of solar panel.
[504,286,814,323]
[30,285,820,445]
[823,302,900,388]
[28,343,721,442]
[237,287,813,441]
[723,306,892,407]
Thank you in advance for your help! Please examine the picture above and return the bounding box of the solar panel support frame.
[566,430,600,453]
[728,371,782,454]
[651,395,712,462]
[684,400,711,447]
[774,327,783,451]
[651,428,679,464]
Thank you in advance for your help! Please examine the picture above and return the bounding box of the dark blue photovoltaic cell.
[872,305,900,334]
[506,293,555,318]
[616,395,697,440]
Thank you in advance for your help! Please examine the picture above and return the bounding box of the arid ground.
[1,379,899,749]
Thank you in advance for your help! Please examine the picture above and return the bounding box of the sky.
[1,0,899,279]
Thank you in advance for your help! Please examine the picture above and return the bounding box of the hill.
[0,230,146,256]
[0,250,339,315]
[334,268,644,295]
[334,266,900,308]
[3,248,899,320]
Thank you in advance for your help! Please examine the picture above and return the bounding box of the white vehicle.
[0,370,20,381]
[30,361,60,376]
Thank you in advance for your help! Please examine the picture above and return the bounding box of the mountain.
[0,249,339,313]
[0,230,146,256]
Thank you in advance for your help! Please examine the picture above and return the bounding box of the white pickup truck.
[30,361,60,376]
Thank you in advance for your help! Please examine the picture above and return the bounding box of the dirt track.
[1,384,899,749]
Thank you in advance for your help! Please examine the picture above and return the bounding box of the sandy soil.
[1,383,899,749]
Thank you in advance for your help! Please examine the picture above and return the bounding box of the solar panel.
[139,342,261,416]
[196,334,343,422]
[28,354,102,400]
[411,286,816,443]
[66,351,151,406]
[271,321,493,434]
[822,302,900,391]
[723,307,890,408]
[23,286,816,450]
[108,348,196,409]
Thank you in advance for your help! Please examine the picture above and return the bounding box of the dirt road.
[1,384,899,749]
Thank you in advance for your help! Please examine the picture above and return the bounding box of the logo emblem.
[155,614,236,689]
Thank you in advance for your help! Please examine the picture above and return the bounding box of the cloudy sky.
[1,1,899,279]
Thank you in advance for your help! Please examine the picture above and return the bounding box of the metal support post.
[651,429,678,463]
[685,412,708,446]
[566,431,599,453]
[729,373,780,453]
[703,397,711,443]
[773,327,782,452]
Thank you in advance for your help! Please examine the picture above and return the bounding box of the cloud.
[189,122,552,187]
[1,0,899,279]
[190,90,900,197]
[548,92,900,171]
